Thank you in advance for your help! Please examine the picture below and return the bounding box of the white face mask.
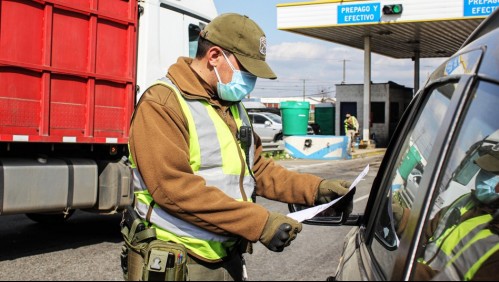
[213,52,257,102]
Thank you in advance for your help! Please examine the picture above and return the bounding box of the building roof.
[277,0,495,59]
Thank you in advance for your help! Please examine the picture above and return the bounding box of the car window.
[253,115,268,125]
[413,80,499,280]
[263,113,282,124]
[370,80,457,278]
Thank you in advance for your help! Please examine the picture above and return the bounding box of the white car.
[248,112,283,143]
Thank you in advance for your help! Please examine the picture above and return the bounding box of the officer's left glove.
[392,202,410,236]
[315,179,355,220]
[259,212,302,252]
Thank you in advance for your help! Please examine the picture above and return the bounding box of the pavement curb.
[350,149,387,159]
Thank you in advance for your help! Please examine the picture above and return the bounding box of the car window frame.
[394,74,477,280]
[346,84,424,280]
[356,73,477,280]
[405,75,499,280]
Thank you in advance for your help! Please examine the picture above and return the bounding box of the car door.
[404,73,499,281]
[251,113,274,142]
[335,47,489,280]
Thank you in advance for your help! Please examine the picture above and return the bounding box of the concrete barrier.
[284,135,350,160]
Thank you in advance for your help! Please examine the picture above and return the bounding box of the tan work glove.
[259,211,302,252]
[315,179,352,204]
[315,179,355,221]
[392,202,409,236]
[392,202,405,225]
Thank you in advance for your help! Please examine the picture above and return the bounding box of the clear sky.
[212,0,445,100]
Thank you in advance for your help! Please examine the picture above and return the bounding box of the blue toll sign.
[445,56,461,75]
[464,0,499,17]
[337,3,381,24]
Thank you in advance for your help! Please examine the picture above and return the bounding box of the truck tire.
[25,210,75,224]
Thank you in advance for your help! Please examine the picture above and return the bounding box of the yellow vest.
[130,78,255,261]
[421,194,499,280]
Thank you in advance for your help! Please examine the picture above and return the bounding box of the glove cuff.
[314,181,325,202]
[259,212,274,244]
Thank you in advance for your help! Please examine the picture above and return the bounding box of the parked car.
[248,112,283,143]
[289,9,499,281]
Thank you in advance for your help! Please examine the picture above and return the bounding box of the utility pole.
[302,79,306,101]
[341,59,351,84]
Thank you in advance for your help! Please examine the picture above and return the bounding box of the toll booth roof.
[277,0,497,59]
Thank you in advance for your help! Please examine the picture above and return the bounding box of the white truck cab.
[136,0,218,100]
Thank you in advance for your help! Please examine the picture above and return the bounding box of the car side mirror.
[264,121,272,127]
[414,176,422,184]
[287,203,362,226]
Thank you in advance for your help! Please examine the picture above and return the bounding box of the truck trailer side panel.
[0,0,138,144]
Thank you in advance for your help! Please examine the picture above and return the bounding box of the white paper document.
[287,164,370,222]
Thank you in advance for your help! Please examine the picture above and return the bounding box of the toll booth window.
[370,81,457,278]
[188,23,204,58]
[414,81,499,280]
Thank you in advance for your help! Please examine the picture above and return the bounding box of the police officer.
[344,113,359,153]
[128,13,353,281]
[393,148,499,280]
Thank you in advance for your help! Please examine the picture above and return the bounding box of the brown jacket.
[129,57,323,244]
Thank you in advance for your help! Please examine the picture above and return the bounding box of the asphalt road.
[0,155,383,281]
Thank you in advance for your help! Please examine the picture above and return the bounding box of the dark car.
[290,9,499,281]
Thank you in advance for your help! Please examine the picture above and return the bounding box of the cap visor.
[476,154,499,173]
[234,53,277,79]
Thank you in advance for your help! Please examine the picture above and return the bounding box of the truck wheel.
[25,210,75,224]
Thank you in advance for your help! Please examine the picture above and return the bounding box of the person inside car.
[392,147,499,281]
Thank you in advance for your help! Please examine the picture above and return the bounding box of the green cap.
[200,13,277,79]
[475,146,499,173]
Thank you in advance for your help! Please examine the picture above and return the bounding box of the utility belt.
[120,206,188,281]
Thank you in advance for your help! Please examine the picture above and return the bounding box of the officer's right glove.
[315,179,355,221]
[315,179,351,204]
[259,211,302,252]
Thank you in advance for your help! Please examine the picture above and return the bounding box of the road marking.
[354,194,369,203]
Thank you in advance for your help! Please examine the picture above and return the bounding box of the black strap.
[146,200,155,227]
[0,159,4,213]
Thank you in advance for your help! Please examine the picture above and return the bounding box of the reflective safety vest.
[437,222,499,280]
[420,194,499,280]
[130,78,255,261]
[344,116,358,132]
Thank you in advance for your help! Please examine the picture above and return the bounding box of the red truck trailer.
[0,0,217,222]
